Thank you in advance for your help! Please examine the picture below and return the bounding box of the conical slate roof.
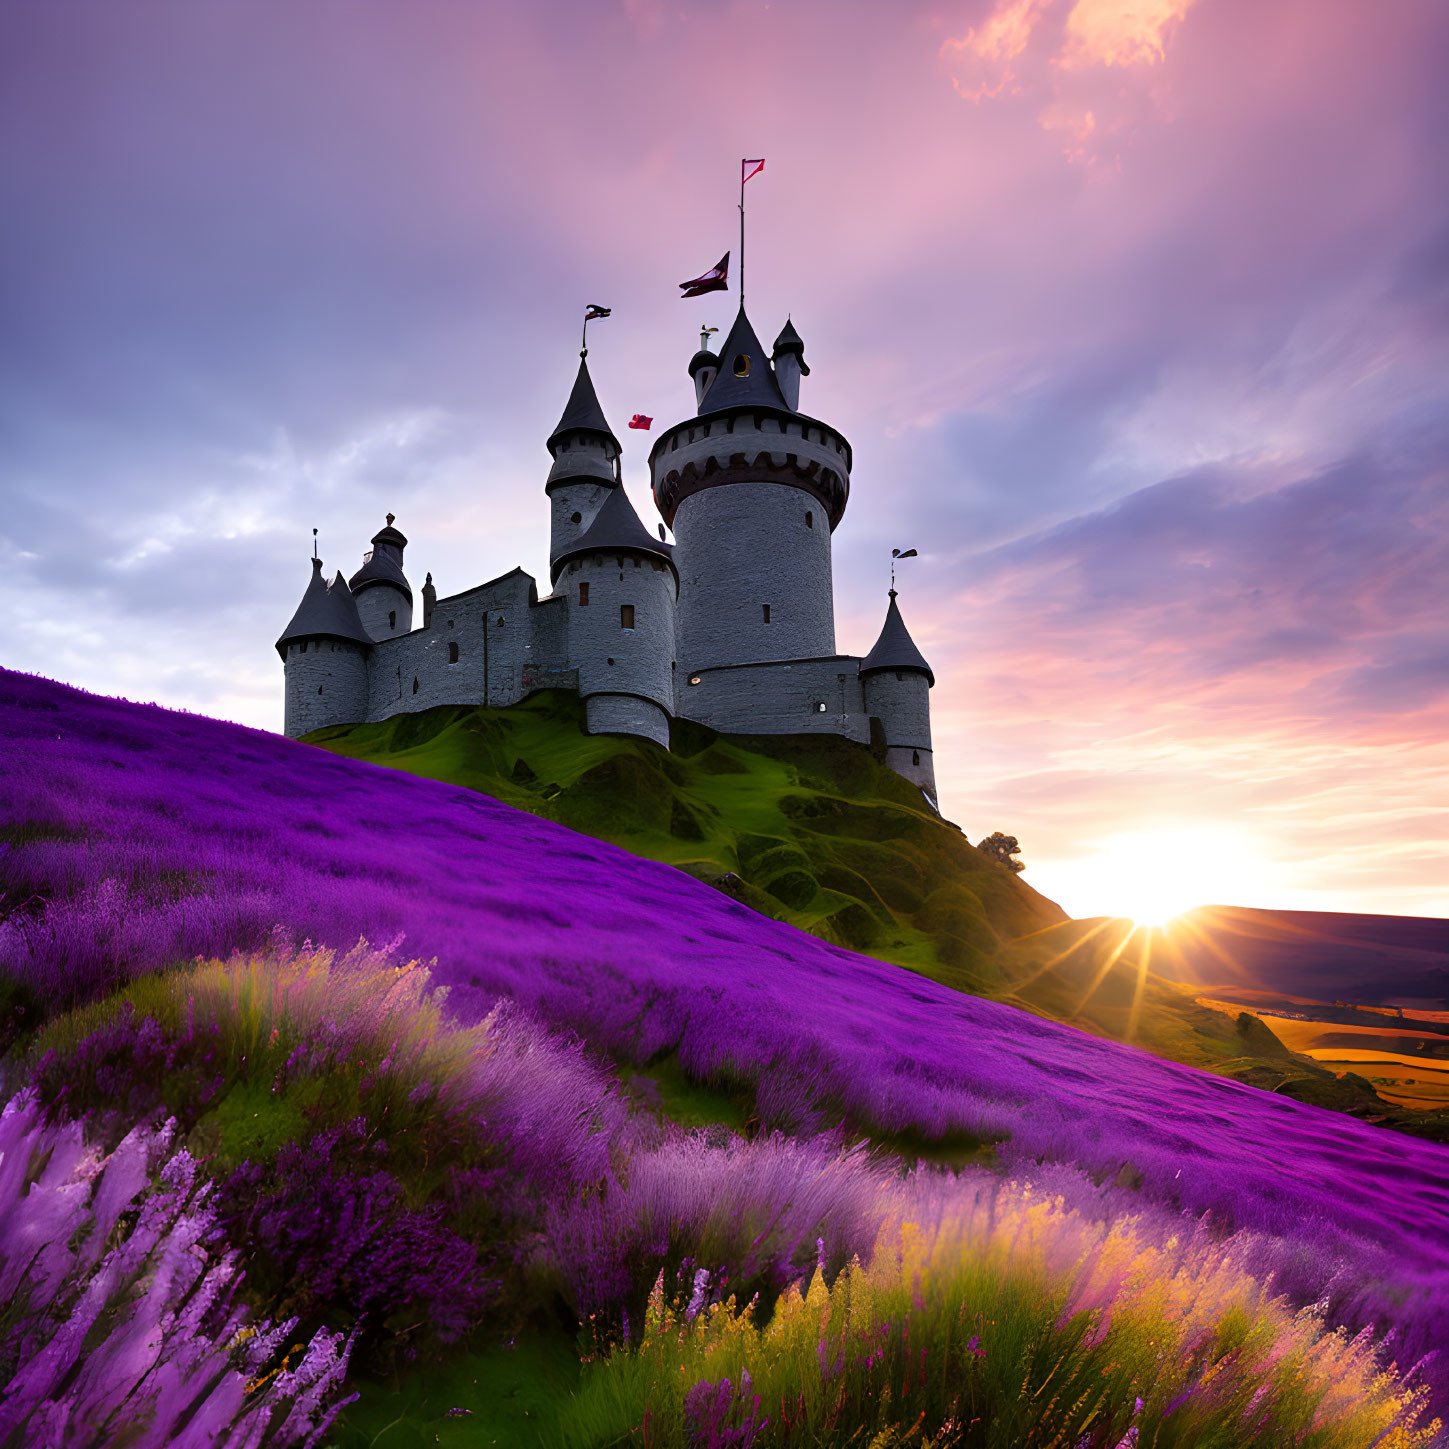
[696,307,787,414]
[771,317,810,376]
[550,486,675,581]
[859,590,934,687]
[547,356,620,454]
[349,520,411,600]
[276,558,374,658]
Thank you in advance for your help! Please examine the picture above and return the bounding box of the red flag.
[628,414,653,430]
[742,158,765,185]
[679,252,729,298]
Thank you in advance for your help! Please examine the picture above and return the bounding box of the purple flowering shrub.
[17,942,632,1365]
[216,1120,489,1343]
[544,1133,885,1339]
[0,1091,354,1448]
[3,670,1449,1419]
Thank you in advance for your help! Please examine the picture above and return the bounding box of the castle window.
[299,641,307,653]
[389,610,396,629]
[412,677,419,694]
[579,582,590,605]
[448,619,454,628]
[317,685,323,695]
[571,511,582,524]
[815,701,826,713]
[805,511,813,529]
[912,750,921,766]
[688,675,702,686]
[448,641,459,664]
[496,614,504,626]
[607,657,615,665]
[896,671,904,681]
[620,604,635,630]
[762,603,771,624]
[733,353,750,377]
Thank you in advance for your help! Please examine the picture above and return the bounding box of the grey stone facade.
[277,304,943,810]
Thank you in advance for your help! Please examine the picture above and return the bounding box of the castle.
[276,304,939,805]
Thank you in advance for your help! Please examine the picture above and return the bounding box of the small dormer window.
[571,511,582,524]
[815,702,826,713]
[620,605,635,630]
[733,354,750,377]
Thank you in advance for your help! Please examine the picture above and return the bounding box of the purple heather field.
[2,667,1448,1387]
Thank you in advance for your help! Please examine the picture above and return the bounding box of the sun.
[1050,827,1278,927]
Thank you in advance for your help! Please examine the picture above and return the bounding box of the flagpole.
[739,159,746,314]
[581,310,589,358]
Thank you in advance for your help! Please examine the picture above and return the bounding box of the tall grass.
[557,1185,1440,1448]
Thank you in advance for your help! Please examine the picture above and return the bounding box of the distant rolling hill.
[1159,905,1449,1007]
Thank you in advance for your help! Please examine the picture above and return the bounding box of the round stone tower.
[859,589,937,805]
[276,557,374,738]
[551,486,677,748]
[649,308,849,673]
[546,355,622,562]
[348,515,412,641]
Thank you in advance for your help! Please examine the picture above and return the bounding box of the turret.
[546,356,622,562]
[421,571,437,629]
[552,485,677,748]
[349,515,412,640]
[650,305,850,673]
[771,318,809,411]
[276,556,373,738]
[859,589,937,805]
[688,323,721,408]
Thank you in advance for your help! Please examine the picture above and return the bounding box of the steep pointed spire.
[696,307,788,414]
[859,590,934,687]
[550,485,676,582]
[276,557,374,658]
[771,317,810,376]
[547,356,620,455]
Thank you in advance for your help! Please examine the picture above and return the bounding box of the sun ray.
[1126,924,1152,1043]
[1072,918,1140,1019]
[1009,916,1122,994]
[1169,911,1255,987]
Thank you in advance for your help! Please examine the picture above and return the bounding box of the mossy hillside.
[306,693,1066,991]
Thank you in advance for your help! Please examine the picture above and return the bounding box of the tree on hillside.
[977,832,1025,873]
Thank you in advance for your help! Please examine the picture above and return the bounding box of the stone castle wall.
[863,670,936,800]
[677,655,871,743]
[671,481,836,672]
[282,639,370,736]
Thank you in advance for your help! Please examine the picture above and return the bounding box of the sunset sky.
[3,1,1445,921]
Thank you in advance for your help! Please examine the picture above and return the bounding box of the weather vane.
[581,303,611,357]
[891,547,917,592]
[312,527,318,561]
[700,324,719,352]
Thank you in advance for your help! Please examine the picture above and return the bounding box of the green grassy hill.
[307,692,1064,995]
[308,695,1434,1133]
